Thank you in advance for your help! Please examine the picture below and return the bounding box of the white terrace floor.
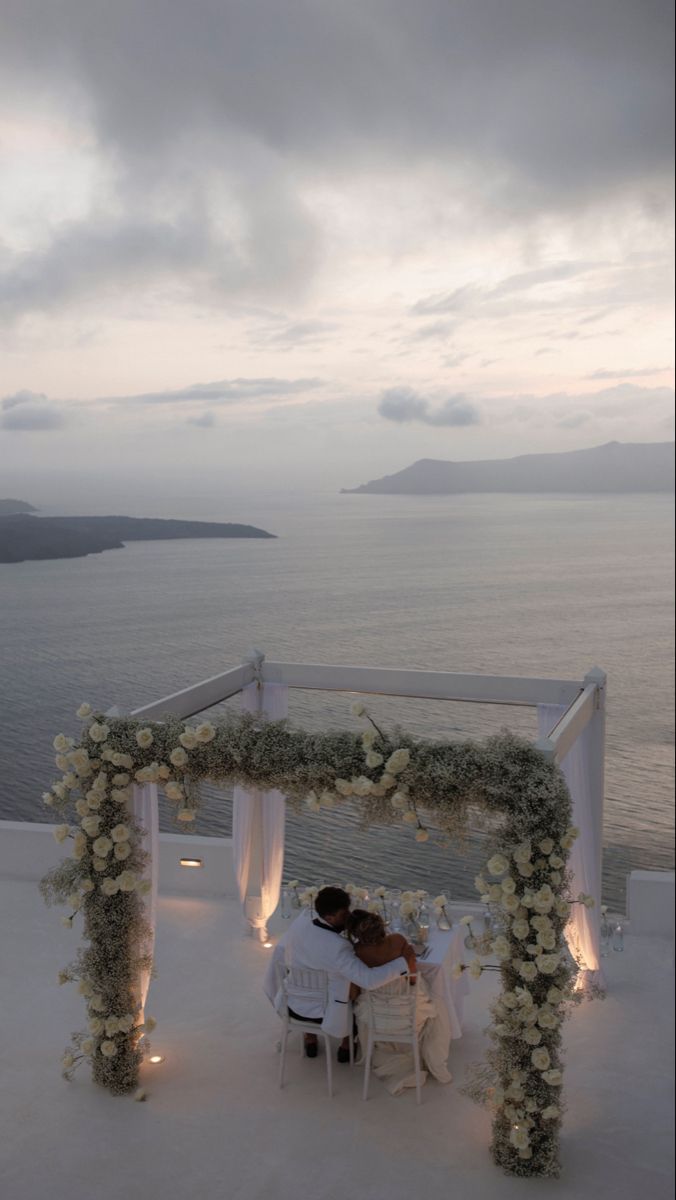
[1,879,673,1200]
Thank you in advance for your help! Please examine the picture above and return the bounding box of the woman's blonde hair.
[347,908,386,945]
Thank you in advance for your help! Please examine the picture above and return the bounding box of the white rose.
[55,753,69,772]
[100,1040,118,1058]
[542,1105,560,1120]
[53,824,70,843]
[164,782,184,801]
[92,836,113,858]
[88,723,110,744]
[517,862,535,878]
[549,854,565,869]
[385,748,410,775]
[434,895,448,908]
[112,753,134,769]
[535,953,560,975]
[81,815,101,837]
[502,894,520,913]
[546,986,565,1005]
[114,842,131,860]
[179,729,198,750]
[512,841,532,864]
[538,838,555,855]
[542,1069,563,1086]
[80,879,94,893]
[537,930,557,951]
[501,877,517,894]
[352,776,373,797]
[519,962,537,982]
[531,1047,551,1071]
[117,1014,135,1034]
[390,791,407,809]
[92,857,108,872]
[509,1127,530,1150]
[169,747,189,768]
[176,808,196,822]
[363,749,383,770]
[335,778,353,796]
[88,1017,104,1035]
[104,1017,119,1036]
[62,1052,74,1069]
[468,959,483,980]
[523,1026,542,1045]
[66,892,82,911]
[136,728,154,748]
[492,936,511,961]
[511,919,530,940]
[118,870,138,892]
[361,729,376,749]
[101,877,120,896]
[487,854,509,877]
[158,765,171,780]
[72,832,87,860]
[42,792,54,807]
[111,788,132,804]
[111,824,131,843]
[53,734,73,752]
[81,1038,94,1054]
[350,701,365,717]
[195,721,216,743]
[537,1009,559,1030]
[76,703,92,719]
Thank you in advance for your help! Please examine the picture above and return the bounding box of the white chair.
[361,974,423,1105]
[278,967,345,1097]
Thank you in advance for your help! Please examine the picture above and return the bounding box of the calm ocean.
[0,491,673,909]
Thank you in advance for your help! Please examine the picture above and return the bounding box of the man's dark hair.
[315,886,351,919]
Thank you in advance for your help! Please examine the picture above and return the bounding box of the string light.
[149,1055,164,1064]
[179,858,203,868]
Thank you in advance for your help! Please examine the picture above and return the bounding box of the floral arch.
[41,654,606,1178]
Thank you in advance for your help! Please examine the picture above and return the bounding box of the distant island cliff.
[0,513,276,564]
[0,498,38,516]
[342,441,675,495]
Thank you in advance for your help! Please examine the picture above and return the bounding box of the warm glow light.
[263,941,273,948]
[179,858,203,868]
[149,1055,164,1064]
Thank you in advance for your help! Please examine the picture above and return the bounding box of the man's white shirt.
[264,908,408,1037]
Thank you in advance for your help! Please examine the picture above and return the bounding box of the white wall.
[0,821,237,898]
[626,870,675,938]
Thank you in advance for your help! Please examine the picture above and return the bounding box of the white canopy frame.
[128,654,606,966]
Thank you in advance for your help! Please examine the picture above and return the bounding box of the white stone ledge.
[0,820,237,898]
[626,869,675,938]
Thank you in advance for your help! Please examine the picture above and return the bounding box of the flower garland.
[41,698,587,1175]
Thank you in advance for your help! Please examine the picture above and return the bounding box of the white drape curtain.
[233,682,288,939]
[131,782,159,1018]
[537,705,605,989]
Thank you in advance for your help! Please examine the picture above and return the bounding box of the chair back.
[282,966,329,1016]
[363,973,418,1040]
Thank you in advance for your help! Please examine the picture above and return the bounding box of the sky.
[0,0,674,505]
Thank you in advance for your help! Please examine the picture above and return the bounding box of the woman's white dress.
[354,974,453,1095]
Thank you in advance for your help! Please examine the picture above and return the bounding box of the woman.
[346,909,452,1095]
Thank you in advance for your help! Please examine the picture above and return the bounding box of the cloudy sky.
[1,0,673,505]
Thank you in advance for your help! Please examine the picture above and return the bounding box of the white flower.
[365,750,384,769]
[390,791,407,809]
[105,1017,120,1036]
[112,753,134,769]
[352,776,373,797]
[537,1008,559,1030]
[523,1026,542,1045]
[468,959,483,980]
[195,721,216,743]
[111,824,131,843]
[42,792,54,807]
[76,703,92,719]
[373,886,387,898]
[350,701,365,717]
[578,892,595,908]
[80,879,94,894]
[542,1069,563,1086]
[92,836,113,858]
[81,814,101,837]
[72,832,87,860]
[118,870,138,892]
[81,1039,94,1055]
[164,781,184,801]
[53,824,70,843]
[399,900,417,917]
[535,953,560,975]
[92,857,108,872]
[88,1017,104,1035]
[501,877,517,894]
[517,861,534,878]
[531,1047,551,1071]
[176,808,196,822]
[512,841,532,864]
[136,728,154,748]
[502,894,520,914]
[492,936,511,961]
[538,837,555,855]
[549,854,565,869]
[335,778,353,796]
[101,877,120,896]
[487,854,509,877]
[55,754,69,772]
[511,919,530,940]
[61,1052,74,1069]
[434,895,449,908]
[88,723,110,744]
[100,1040,118,1058]
[519,962,537,982]
[542,1105,560,1120]
[537,930,557,951]
[401,811,417,824]
[169,747,189,768]
[114,842,131,860]
[117,1014,135,1033]
[179,729,198,750]
[53,734,73,752]
[66,892,82,911]
[385,748,410,775]
[361,730,376,748]
[474,875,487,893]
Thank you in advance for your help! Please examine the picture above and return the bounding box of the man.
[264,886,410,1062]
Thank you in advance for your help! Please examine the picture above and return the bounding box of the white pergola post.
[584,667,607,945]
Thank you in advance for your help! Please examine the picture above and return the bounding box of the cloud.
[109,377,324,407]
[379,387,481,427]
[587,366,671,380]
[0,1,672,317]
[0,390,65,431]
[187,412,216,428]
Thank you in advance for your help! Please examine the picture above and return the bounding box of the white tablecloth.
[417,925,469,1044]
